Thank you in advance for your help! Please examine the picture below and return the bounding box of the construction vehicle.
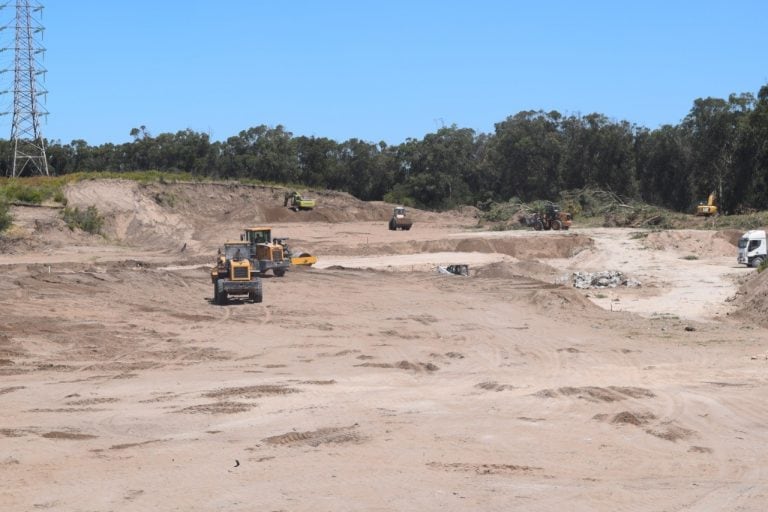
[273,237,318,266]
[388,206,413,231]
[241,227,292,277]
[737,230,766,268]
[696,192,718,216]
[284,191,316,211]
[211,242,263,305]
[527,203,572,231]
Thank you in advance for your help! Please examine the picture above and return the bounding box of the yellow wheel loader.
[241,227,292,277]
[211,242,263,305]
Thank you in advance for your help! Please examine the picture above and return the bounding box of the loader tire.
[533,221,543,231]
[213,284,219,304]
[249,290,263,303]
[215,283,228,305]
[273,268,286,277]
[551,220,562,230]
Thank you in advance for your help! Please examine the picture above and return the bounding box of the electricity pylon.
[2,1,49,177]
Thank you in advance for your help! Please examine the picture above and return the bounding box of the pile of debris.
[572,271,641,289]
[437,264,469,276]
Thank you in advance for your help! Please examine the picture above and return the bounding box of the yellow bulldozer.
[696,192,718,217]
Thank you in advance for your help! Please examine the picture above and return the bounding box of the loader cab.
[222,242,251,261]
[243,227,273,245]
[394,206,407,218]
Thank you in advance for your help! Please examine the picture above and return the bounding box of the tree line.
[2,84,767,214]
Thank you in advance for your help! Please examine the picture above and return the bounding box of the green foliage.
[62,205,103,234]
[77,170,201,184]
[382,186,416,208]
[153,191,177,207]
[0,176,71,205]
[480,199,526,222]
[0,197,12,232]
[1,81,767,214]
[758,258,768,273]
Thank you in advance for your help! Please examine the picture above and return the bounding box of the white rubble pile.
[572,271,641,289]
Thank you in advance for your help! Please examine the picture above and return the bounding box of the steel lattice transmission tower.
[2,1,49,177]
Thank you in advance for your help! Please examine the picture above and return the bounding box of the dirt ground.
[2,180,768,511]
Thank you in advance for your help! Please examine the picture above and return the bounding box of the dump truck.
[211,242,263,305]
[284,191,316,211]
[241,227,292,277]
[273,237,318,266]
[737,230,766,268]
[696,192,718,217]
[388,206,413,230]
[527,203,572,231]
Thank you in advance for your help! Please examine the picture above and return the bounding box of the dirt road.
[2,182,768,511]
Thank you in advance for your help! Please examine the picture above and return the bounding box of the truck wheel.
[273,268,286,277]
[751,256,764,268]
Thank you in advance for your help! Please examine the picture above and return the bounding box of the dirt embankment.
[60,180,474,255]
[641,229,741,257]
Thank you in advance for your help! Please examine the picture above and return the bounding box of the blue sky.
[2,1,767,145]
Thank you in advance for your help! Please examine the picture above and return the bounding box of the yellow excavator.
[696,192,718,217]
[284,191,316,211]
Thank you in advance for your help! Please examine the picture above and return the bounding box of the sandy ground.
[2,181,768,511]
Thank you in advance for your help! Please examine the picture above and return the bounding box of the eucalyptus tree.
[486,110,563,202]
[634,125,692,210]
[681,94,754,212]
[223,125,299,182]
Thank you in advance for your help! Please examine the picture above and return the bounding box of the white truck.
[737,230,766,267]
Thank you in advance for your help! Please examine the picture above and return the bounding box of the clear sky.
[2,1,767,146]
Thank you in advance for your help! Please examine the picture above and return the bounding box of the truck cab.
[738,230,767,267]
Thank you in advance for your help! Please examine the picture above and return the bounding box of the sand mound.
[60,180,470,254]
[473,261,559,281]
[381,234,593,260]
[1,204,108,254]
[527,288,602,313]
[730,270,768,326]
[642,229,739,257]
